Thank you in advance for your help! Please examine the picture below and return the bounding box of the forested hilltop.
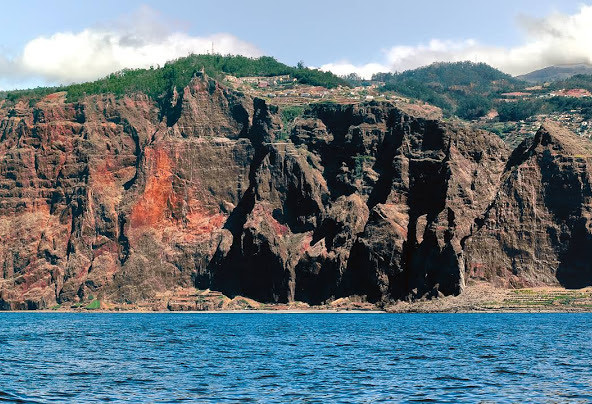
[4,55,592,143]
[371,62,523,120]
[344,62,592,123]
[0,54,348,104]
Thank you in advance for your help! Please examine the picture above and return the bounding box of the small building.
[501,92,531,98]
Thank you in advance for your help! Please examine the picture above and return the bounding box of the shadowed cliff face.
[0,76,591,310]
[293,104,510,302]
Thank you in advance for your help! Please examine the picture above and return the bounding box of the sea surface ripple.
[0,312,591,403]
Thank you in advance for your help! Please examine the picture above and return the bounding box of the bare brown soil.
[385,283,592,313]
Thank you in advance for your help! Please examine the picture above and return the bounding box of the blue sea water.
[0,313,591,403]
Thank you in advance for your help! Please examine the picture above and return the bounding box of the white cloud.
[19,31,261,83]
[321,5,592,78]
[319,61,390,80]
[0,6,262,88]
[5,4,592,88]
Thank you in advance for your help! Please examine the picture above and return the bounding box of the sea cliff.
[1,74,591,310]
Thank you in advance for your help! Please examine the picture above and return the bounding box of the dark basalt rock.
[0,75,591,310]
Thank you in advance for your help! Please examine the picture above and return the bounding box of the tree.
[497,99,542,122]
[456,95,492,120]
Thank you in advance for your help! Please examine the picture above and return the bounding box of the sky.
[0,0,590,89]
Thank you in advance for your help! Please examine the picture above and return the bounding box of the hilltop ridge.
[5,57,592,142]
[517,64,592,84]
[0,54,348,104]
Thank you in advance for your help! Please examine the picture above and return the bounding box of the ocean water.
[0,313,591,403]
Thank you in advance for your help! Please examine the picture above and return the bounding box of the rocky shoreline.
[4,284,590,313]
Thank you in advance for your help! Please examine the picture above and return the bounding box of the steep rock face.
[310,106,510,301]
[2,75,591,310]
[465,122,592,288]
[205,103,509,303]
[0,92,156,309]
[164,74,253,138]
[0,77,256,309]
[208,140,330,303]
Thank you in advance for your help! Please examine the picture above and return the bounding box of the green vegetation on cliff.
[373,62,524,119]
[85,299,101,310]
[0,54,348,104]
[5,56,592,125]
[547,74,592,93]
[277,105,306,141]
[368,62,592,122]
[496,96,592,122]
[375,61,519,92]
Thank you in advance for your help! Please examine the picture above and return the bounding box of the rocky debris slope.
[0,75,591,310]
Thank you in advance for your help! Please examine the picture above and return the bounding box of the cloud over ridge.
[0,6,262,88]
[321,5,592,78]
[3,4,592,88]
[19,30,261,83]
